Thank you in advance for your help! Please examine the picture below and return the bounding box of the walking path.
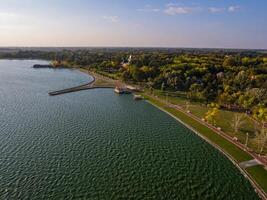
[240,159,263,169]
[49,77,95,96]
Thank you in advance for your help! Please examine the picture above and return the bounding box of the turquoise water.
[0,60,259,199]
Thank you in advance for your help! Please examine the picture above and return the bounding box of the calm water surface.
[0,60,259,199]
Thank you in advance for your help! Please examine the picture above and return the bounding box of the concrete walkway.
[49,75,96,96]
[239,159,263,169]
[48,71,114,96]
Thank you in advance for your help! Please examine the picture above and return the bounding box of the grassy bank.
[143,94,252,162]
[150,89,266,154]
[79,68,115,87]
[247,166,267,193]
[142,94,267,196]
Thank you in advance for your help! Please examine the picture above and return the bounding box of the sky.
[0,0,266,49]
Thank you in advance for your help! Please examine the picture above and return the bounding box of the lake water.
[0,60,259,199]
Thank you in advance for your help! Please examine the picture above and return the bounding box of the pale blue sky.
[0,0,266,49]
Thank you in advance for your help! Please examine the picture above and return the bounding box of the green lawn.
[142,94,267,195]
[150,89,266,154]
[246,166,267,194]
[96,70,120,80]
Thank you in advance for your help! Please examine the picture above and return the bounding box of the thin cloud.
[137,8,160,12]
[0,12,37,31]
[102,15,119,23]
[165,3,180,7]
[0,12,26,28]
[164,6,201,15]
[0,12,18,18]
[137,4,241,16]
[208,7,225,13]
[228,6,240,12]
[0,12,20,23]
[137,5,160,12]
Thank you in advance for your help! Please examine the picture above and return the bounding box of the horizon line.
[0,46,266,51]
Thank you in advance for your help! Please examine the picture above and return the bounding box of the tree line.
[1,48,266,111]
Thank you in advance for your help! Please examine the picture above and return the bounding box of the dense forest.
[1,48,267,112]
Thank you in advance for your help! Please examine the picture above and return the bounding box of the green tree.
[232,114,246,134]
[253,105,267,154]
[161,82,165,91]
[223,56,236,67]
[205,103,219,126]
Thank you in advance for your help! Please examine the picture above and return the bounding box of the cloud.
[137,3,240,16]
[208,7,225,13]
[137,5,160,12]
[164,6,201,15]
[0,12,29,30]
[0,12,17,18]
[137,8,160,12]
[228,6,240,12]
[0,12,20,23]
[165,3,180,7]
[102,15,119,23]
[0,12,41,35]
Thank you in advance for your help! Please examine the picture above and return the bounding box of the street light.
[245,132,249,148]
[166,93,168,102]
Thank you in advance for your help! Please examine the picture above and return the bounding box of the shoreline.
[147,99,267,200]
[64,68,267,199]
[79,69,267,199]
[78,68,116,88]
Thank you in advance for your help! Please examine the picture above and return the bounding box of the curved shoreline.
[51,68,266,199]
[146,100,267,200]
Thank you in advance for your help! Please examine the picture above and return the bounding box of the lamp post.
[245,132,249,148]
[166,93,168,103]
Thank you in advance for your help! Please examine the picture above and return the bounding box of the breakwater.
[48,76,114,96]
[49,76,96,96]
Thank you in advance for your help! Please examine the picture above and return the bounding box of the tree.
[253,105,267,154]
[232,113,246,134]
[253,130,265,152]
[188,83,205,101]
[205,103,219,126]
[161,82,165,91]
[147,78,154,94]
[223,56,236,67]
[129,65,142,81]
[186,101,190,111]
